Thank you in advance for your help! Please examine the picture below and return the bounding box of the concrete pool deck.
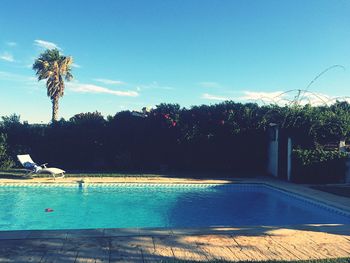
[0,176,350,261]
[0,225,350,262]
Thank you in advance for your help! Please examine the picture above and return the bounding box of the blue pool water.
[0,184,349,230]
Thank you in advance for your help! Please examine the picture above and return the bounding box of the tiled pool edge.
[262,181,350,215]
[261,183,350,217]
[1,224,350,240]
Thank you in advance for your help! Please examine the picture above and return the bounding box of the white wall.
[267,128,279,177]
[345,158,350,183]
[287,137,292,181]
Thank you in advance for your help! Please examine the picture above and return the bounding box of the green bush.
[292,148,348,183]
[1,101,350,176]
[0,133,15,169]
[293,148,348,166]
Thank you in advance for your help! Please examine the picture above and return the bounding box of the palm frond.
[32,49,74,100]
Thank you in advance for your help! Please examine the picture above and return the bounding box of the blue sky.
[1,0,350,123]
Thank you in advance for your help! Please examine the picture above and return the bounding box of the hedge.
[1,101,350,175]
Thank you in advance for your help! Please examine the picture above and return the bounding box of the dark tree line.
[1,101,350,176]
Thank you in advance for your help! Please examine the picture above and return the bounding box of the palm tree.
[33,49,73,122]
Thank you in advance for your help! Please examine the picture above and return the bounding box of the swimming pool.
[0,183,349,231]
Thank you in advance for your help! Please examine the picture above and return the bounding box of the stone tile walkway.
[0,225,350,262]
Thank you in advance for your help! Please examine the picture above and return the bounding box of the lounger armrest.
[40,163,48,168]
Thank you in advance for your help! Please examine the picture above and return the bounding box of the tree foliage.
[33,49,73,122]
[1,101,350,173]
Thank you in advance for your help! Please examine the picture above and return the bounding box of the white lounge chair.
[17,154,65,179]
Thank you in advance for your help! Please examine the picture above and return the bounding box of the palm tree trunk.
[52,97,59,122]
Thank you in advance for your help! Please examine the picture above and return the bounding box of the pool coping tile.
[66,228,105,238]
[0,224,350,240]
[26,229,68,239]
[0,230,32,240]
[138,227,173,236]
[103,228,141,237]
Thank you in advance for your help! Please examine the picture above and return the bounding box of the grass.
[0,168,230,179]
[0,168,162,179]
[311,185,350,198]
[0,168,255,180]
[167,259,350,263]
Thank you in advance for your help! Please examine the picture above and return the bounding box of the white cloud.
[240,91,287,104]
[0,71,30,81]
[93,78,125,85]
[0,71,39,90]
[201,90,350,105]
[0,52,14,62]
[239,90,350,106]
[67,82,138,97]
[136,81,174,91]
[0,71,137,97]
[201,93,230,101]
[6,41,17,47]
[71,63,81,68]
[198,82,221,88]
[296,92,337,106]
[34,40,61,50]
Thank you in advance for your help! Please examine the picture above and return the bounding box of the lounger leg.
[25,170,34,177]
[56,173,65,179]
